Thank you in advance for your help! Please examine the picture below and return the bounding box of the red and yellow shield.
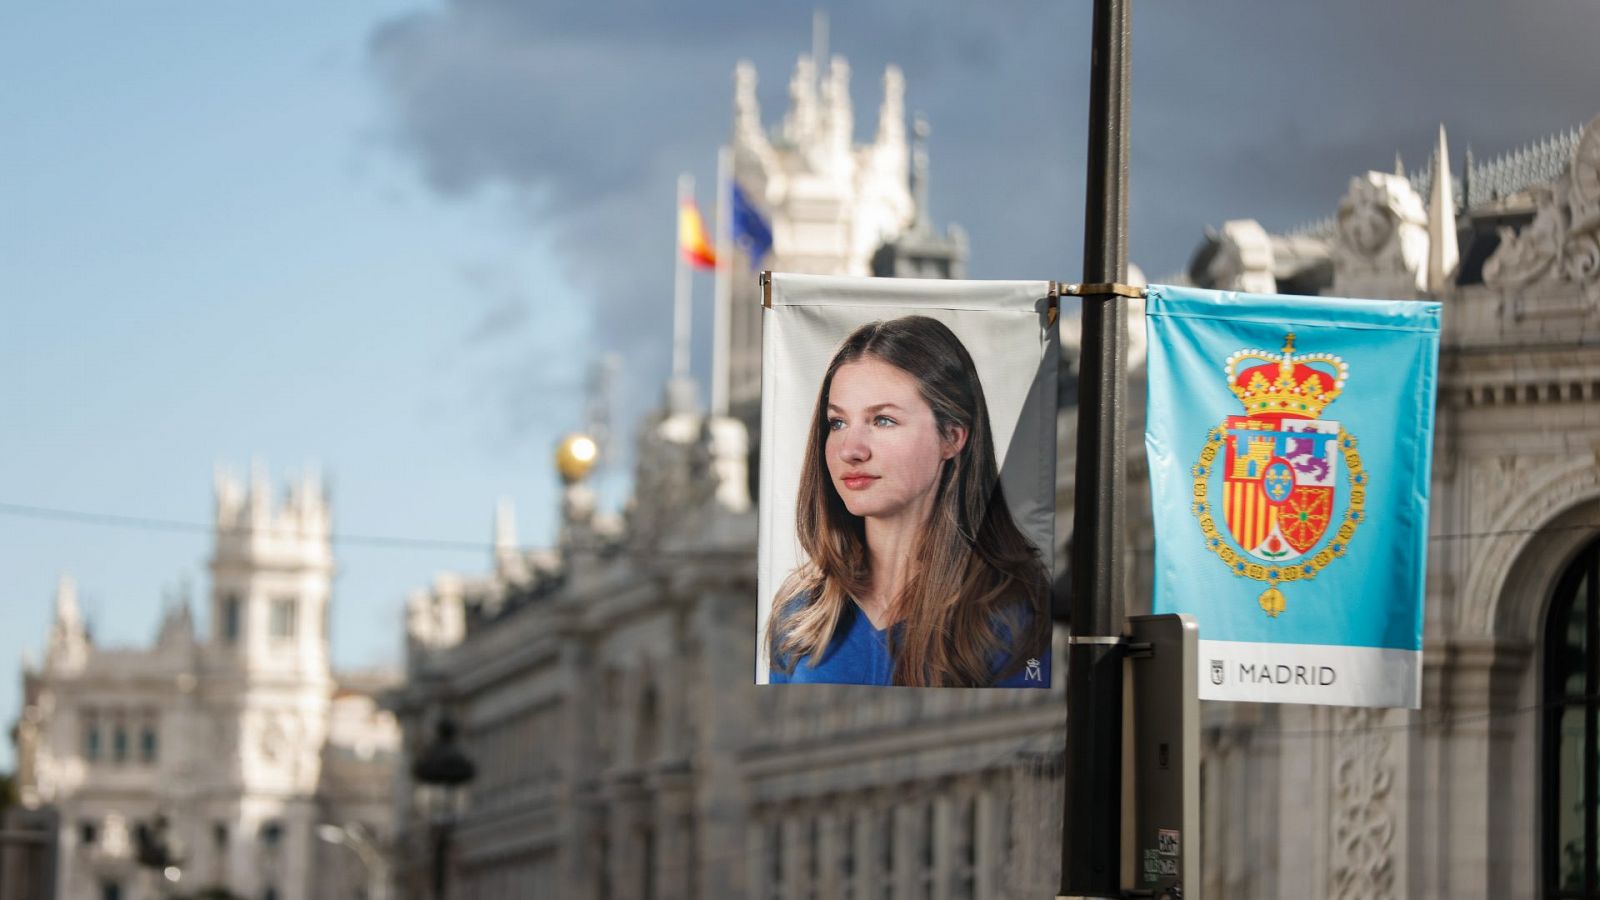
[1220,415,1340,563]
[1191,333,1366,617]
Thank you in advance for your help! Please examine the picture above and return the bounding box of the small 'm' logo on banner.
[1191,334,1367,617]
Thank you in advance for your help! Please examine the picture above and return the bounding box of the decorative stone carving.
[1484,115,1600,316]
[1330,707,1397,900]
[706,416,751,513]
[875,65,905,151]
[625,402,718,549]
[1331,172,1429,298]
[782,55,820,154]
[1484,186,1563,287]
[731,61,778,202]
[733,61,763,150]
[1201,219,1277,294]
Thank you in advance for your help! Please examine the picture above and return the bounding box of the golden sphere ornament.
[555,433,599,483]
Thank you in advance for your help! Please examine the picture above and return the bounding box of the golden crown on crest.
[1224,333,1349,419]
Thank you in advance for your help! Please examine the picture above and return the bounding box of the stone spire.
[910,115,932,233]
[1428,124,1459,295]
[214,462,244,530]
[47,574,89,671]
[874,65,905,153]
[246,457,271,528]
[495,497,518,553]
[494,497,529,582]
[782,54,819,149]
[156,579,195,648]
[733,60,765,151]
[821,56,853,165]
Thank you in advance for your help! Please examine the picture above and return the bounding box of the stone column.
[931,789,956,900]
[691,582,756,899]
[606,776,650,899]
[814,805,842,900]
[553,634,595,900]
[779,811,811,900]
[973,776,1002,900]
[651,769,695,900]
[1429,639,1530,900]
[859,798,892,900]
[1273,705,1334,898]
[745,815,773,900]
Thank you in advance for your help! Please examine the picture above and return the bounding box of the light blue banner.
[1144,285,1440,707]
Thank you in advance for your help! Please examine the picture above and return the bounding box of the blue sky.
[0,3,606,768]
[5,1,1600,771]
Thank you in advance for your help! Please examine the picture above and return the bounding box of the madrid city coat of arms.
[1190,334,1367,616]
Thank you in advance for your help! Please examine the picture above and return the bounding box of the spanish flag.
[678,199,716,270]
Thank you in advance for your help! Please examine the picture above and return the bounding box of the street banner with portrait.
[757,273,1059,688]
[1145,284,1441,708]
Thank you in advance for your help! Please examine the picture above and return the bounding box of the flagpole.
[1062,0,1131,895]
[673,172,693,384]
[711,148,733,417]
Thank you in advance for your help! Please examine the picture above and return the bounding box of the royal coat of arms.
[1190,334,1367,616]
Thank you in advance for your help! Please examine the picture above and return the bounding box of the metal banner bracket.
[1064,282,1147,299]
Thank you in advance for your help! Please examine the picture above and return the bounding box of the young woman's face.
[825,357,962,522]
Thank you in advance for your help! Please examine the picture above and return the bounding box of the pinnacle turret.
[821,56,852,163]
[874,66,905,152]
[47,574,89,671]
[733,60,764,151]
[1427,124,1459,295]
[782,54,819,149]
[494,497,529,582]
[156,580,195,648]
[911,115,932,233]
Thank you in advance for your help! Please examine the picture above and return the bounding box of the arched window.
[1545,536,1600,897]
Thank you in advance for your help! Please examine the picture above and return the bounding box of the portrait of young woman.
[765,315,1052,688]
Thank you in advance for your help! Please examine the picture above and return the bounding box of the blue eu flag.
[731,181,773,267]
[1144,285,1440,708]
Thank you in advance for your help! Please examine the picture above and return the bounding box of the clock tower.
[204,462,335,898]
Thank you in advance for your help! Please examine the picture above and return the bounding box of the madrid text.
[1237,663,1337,686]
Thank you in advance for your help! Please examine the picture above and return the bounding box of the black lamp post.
[133,813,184,896]
[411,717,476,900]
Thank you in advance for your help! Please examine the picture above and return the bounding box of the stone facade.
[11,468,400,900]
[387,412,1069,900]
[1187,117,1600,900]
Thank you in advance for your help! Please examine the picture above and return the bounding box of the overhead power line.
[0,499,1594,551]
[0,501,493,553]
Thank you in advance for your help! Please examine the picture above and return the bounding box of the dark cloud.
[1128,0,1600,274]
[369,0,1600,427]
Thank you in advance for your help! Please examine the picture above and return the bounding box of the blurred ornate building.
[1184,118,1600,900]
[11,468,400,900]
[385,50,1068,900]
[386,38,1600,900]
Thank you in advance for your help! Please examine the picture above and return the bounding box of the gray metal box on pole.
[1126,613,1200,900]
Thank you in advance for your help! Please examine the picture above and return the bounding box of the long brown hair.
[768,316,1050,686]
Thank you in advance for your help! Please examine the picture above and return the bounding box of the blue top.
[769,602,1050,688]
